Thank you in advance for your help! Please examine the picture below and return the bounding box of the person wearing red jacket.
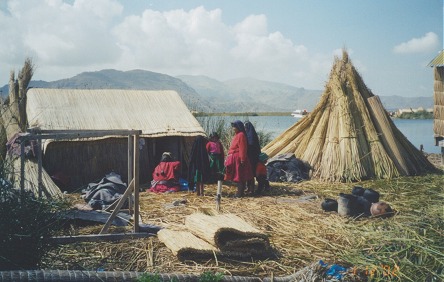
[224,120,254,197]
[148,152,181,193]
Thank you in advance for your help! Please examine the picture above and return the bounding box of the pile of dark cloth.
[81,172,127,210]
[266,153,311,183]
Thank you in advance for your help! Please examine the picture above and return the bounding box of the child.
[255,152,270,195]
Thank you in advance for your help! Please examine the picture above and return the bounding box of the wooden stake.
[100,179,134,234]
[216,180,222,211]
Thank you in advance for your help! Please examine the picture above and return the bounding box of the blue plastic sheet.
[319,260,348,280]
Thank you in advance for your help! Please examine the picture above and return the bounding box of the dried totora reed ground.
[41,156,443,281]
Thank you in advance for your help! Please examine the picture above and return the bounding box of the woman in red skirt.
[224,120,254,197]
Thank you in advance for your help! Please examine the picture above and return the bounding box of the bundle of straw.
[11,158,63,198]
[184,213,272,258]
[263,49,435,182]
[157,229,218,261]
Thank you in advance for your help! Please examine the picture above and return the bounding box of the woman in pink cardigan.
[224,120,253,197]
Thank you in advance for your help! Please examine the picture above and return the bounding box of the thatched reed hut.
[428,50,444,147]
[263,50,435,182]
[25,88,205,191]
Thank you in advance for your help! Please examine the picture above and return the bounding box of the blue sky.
[0,0,442,97]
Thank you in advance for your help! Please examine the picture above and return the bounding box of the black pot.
[363,188,380,203]
[321,198,338,212]
[351,185,365,196]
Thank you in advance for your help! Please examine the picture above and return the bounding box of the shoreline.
[194,112,434,119]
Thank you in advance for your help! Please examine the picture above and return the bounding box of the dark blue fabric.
[245,121,261,173]
[231,120,246,133]
[245,121,260,147]
[187,136,211,183]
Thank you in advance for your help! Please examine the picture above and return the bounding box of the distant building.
[428,50,444,148]
[395,107,433,117]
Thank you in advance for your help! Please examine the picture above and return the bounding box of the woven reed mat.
[184,213,273,258]
[157,229,218,261]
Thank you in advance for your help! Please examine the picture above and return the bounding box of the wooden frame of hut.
[15,128,144,235]
[428,50,444,162]
[25,88,206,192]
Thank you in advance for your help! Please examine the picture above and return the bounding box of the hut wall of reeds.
[428,50,444,144]
[263,50,435,182]
[26,89,205,190]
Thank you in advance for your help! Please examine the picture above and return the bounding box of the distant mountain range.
[0,69,434,112]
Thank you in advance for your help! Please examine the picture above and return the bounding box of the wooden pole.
[127,135,134,214]
[100,179,135,234]
[216,180,222,211]
[133,134,140,233]
[50,232,154,245]
[37,139,42,198]
[20,141,25,194]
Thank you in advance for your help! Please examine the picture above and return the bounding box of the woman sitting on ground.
[148,152,181,193]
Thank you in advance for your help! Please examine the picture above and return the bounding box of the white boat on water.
[291,109,308,118]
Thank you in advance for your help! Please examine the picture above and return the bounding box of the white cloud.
[393,32,439,54]
[0,0,123,79]
[113,6,330,88]
[0,1,333,89]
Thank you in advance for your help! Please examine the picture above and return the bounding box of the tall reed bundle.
[263,50,435,182]
[299,101,331,168]
[262,111,313,157]
[368,96,411,175]
[11,158,63,198]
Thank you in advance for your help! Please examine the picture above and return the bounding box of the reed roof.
[26,89,205,138]
[428,50,444,67]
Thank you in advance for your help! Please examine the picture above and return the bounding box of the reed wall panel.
[434,66,444,81]
[434,119,444,137]
[434,81,444,92]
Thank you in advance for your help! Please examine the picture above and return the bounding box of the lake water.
[199,116,441,154]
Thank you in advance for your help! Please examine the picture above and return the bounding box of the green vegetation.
[137,273,165,282]
[137,271,223,282]
[0,177,68,270]
[398,110,433,119]
[198,271,224,282]
[196,115,273,149]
